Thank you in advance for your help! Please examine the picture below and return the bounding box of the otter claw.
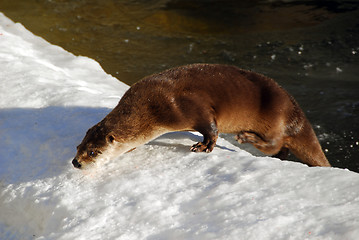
[191,142,213,153]
[235,133,248,144]
[235,134,244,144]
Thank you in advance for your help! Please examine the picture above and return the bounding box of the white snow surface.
[0,12,359,240]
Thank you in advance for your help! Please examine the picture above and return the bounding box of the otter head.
[72,123,122,169]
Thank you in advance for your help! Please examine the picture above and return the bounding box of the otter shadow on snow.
[0,106,237,185]
[0,106,111,184]
[148,131,237,153]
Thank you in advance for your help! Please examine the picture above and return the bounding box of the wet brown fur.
[73,64,331,168]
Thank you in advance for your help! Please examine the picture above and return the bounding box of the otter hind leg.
[235,131,264,144]
[235,131,285,156]
[191,122,218,153]
[272,147,289,160]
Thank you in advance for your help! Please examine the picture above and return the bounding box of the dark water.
[1,0,358,172]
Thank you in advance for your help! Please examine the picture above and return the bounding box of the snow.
[1,12,359,240]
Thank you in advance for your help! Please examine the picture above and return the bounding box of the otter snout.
[72,158,82,169]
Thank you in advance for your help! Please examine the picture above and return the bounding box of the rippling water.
[1,0,358,172]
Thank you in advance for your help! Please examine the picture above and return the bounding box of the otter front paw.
[190,142,213,153]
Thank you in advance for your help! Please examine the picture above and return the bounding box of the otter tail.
[287,120,331,167]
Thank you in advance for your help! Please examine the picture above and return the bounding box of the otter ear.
[106,134,116,143]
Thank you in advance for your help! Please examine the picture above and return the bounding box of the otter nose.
[72,159,82,169]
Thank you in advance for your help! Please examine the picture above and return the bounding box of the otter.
[72,64,331,169]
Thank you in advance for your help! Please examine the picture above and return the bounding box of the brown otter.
[72,64,331,169]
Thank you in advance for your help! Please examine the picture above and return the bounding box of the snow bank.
[0,13,128,108]
[0,12,358,240]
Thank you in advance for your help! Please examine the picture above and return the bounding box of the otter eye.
[88,150,101,157]
[88,151,96,157]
